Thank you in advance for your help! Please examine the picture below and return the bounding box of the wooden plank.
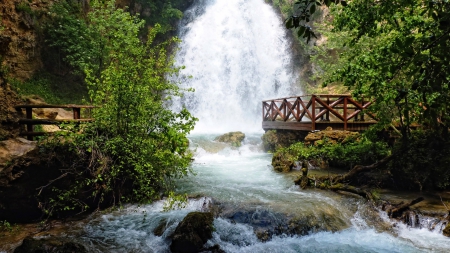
[19,132,52,137]
[15,104,96,109]
[315,97,345,121]
[315,97,344,119]
[19,119,94,125]
[262,121,313,131]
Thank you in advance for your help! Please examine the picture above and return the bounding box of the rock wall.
[0,0,52,81]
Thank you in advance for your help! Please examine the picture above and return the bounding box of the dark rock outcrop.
[170,212,214,253]
[14,236,87,253]
[261,130,307,152]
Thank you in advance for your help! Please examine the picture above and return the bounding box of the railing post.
[361,97,365,121]
[326,96,330,121]
[344,96,348,130]
[73,107,81,119]
[311,95,316,131]
[26,107,33,141]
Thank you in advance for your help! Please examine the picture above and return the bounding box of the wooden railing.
[15,104,95,140]
[262,94,376,131]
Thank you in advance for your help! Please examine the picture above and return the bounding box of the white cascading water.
[172,0,301,133]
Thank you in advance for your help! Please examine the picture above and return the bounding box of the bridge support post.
[344,96,347,130]
[312,95,316,130]
[25,107,33,141]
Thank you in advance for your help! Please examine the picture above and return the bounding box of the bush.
[275,137,390,170]
[37,0,196,215]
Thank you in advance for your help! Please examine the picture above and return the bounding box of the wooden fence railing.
[15,104,95,140]
[262,94,377,131]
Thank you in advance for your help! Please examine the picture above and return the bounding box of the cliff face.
[0,0,53,81]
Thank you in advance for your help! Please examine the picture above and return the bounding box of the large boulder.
[214,132,245,147]
[14,236,87,253]
[170,212,214,253]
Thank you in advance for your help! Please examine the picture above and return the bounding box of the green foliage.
[390,130,450,190]
[16,1,33,15]
[38,0,196,215]
[44,0,93,76]
[10,72,87,104]
[315,0,450,138]
[284,0,346,42]
[163,191,188,211]
[276,137,390,170]
[140,0,184,29]
[0,220,19,234]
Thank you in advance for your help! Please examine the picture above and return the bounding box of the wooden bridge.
[15,104,95,140]
[262,94,377,131]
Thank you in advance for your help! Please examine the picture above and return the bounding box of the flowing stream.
[5,0,449,252]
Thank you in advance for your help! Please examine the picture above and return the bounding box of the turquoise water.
[67,133,449,253]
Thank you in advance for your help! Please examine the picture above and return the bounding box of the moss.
[444,223,450,237]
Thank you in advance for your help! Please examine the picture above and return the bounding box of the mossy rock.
[444,222,450,237]
[214,132,245,147]
[261,130,307,152]
[304,129,360,146]
[14,236,87,253]
[170,212,214,253]
[272,152,294,173]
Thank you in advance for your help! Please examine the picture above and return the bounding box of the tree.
[41,0,196,214]
[288,0,450,138]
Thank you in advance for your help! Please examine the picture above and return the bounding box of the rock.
[214,132,245,147]
[444,223,450,237]
[261,130,307,152]
[0,138,37,186]
[271,152,294,173]
[170,212,214,253]
[14,236,87,253]
[153,219,167,236]
[304,129,360,146]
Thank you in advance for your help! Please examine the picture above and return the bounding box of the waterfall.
[173,0,301,133]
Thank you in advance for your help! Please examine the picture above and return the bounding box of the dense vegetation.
[15,0,197,215]
[279,0,450,190]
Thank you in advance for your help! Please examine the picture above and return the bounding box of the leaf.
[297,26,306,37]
[285,16,294,29]
[310,4,316,15]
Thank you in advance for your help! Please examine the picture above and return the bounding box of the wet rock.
[214,132,245,147]
[304,128,360,146]
[153,219,167,236]
[200,244,225,253]
[444,223,450,237]
[261,130,307,152]
[13,236,87,253]
[271,152,294,172]
[170,212,214,253]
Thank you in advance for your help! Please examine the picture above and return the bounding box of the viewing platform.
[262,94,377,131]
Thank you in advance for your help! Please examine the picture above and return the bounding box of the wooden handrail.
[15,104,95,140]
[262,94,375,131]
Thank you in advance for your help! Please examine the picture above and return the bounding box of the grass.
[11,72,88,105]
